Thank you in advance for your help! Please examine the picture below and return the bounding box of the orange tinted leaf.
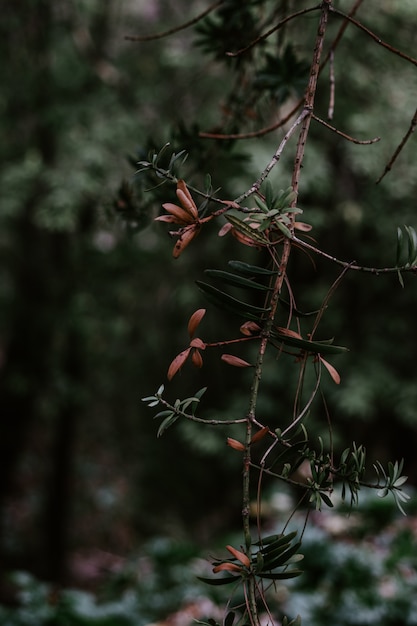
[188,309,206,338]
[218,222,233,237]
[213,562,242,574]
[226,545,250,568]
[276,326,303,339]
[231,228,263,248]
[221,354,252,368]
[176,180,198,219]
[155,214,185,224]
[162,202,194,224]
[294,221,312,232]
[320,356,341,384]
[173,224,200,259]
[190,337,206,350]
[251,426,269,444]
[167,348,191,381]
[227,437,245,451]
[240,321,261,336]
[191,349,203,368]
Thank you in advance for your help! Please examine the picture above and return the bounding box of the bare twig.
[328,50,335,119]
[313,114,380,145]
[292,1,331,199]
[199,98,303,140]
[125,0,224,42]
[226,5,321,58]
[292,235,417,274]
[376,106,417,183]
[329,6,417,68]
[234,109,309,203]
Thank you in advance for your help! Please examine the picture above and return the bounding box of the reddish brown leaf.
[218,222,233,237]
[191,349,203,369]
[221,354,252,368]
[226,545,250,568]
[240,321,261,336]
[173,224,200,259]
[188,309,206,338]
[190,337,206,350]
[227,437,245,451]
[176,180,198,219]
[276,326,303,339]
[212,562,242,574]
[251,426,269,444]
[294,221,313,232]
[319,356,341,384]
[154,214,184,224]
[167,348,191,381]
[161,202,195,224]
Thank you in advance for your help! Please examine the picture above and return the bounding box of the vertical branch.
[328,50,335,119]
[241,10,333,623]
[292,0,331,197]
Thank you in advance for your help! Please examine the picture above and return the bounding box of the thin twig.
[226,5,321,58]
[376,106,417,183]
[199,98,303,140]
[313,114,380,144]
[292,1,331,199]
[328,50,335,119]
[329,6,417,68]
[234,109,309,203]
[292,235,417,274]
[320,0,365,71]
[125,0,224,42]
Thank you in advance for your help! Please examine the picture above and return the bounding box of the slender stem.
[125,0,224,41]
[239,7,333,624]
[293,235,417,274]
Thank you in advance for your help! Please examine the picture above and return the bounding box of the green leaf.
[196,281,270,320]
[228,260,278,277]
[225,214,270,245]
[197,575,240,586]
[262,541,302,570]
[320,492,334,508]
[258,569,303,580]
[154,410,174,420]
[264,180,274,208]
[254,531,298,548]
[225,611,236,626]
[271,329,349,355]
[405,225,417,265]
[204,269,272,291]
[396,225,404,266]
[157,414,179,437]
[254,196,269,213]
[274,218,293,239]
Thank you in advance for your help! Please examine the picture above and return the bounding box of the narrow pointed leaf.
[226,545,250,567]
[196,281,270,320]
[188,308,206,338]
[228,260,277,277]
[254,531,298,549]
[259,569,303,580]
[167,347,191,380]
[197,575,240,586]
[226,215,270,245]
[271,328,348,355]
[157,414,179,437]
[320,356,341,384]
[204,269,271,291]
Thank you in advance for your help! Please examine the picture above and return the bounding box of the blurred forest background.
[1,0,417,618]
